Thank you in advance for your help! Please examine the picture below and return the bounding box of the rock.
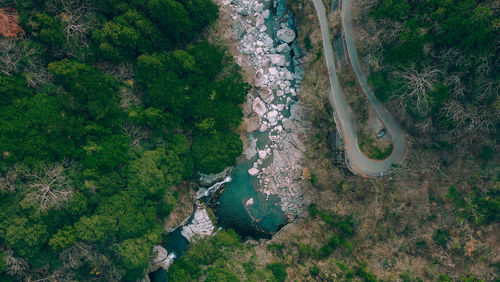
[152,246,175,271]
[264,36,274,48]
[233,20,246,39]
[259,123,268,132]
[277,28,296,43]
[252,97,267,117]
[276,89,284,97]
[268,54,286,66]
[248,167,259,176]
[262,9,270,19]
[255,3,264,13]
[244,136,257,159]
[276,43,291,53]
[282,118,293,130]
[258,150,267,159]
[246,198,254,206]
[254,70,267,87]
[277,104,285,111]
[267,110,279,125]
[259,87,274,104]
[246,113,260,132]
[268,67,278,76]
[181,207,215,242]
[255,13,264,27]
[291,41,302,57]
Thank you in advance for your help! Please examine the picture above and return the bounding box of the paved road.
[312,0,406,177]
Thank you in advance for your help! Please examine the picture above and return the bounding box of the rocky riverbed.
[220,0,309,219]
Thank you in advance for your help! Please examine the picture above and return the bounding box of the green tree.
[74,214,118,242]
[191,131,242,174]
[148,0,194,42]
[266,262,287,282]
[205,266,239,282]
[0,75,32,106]
[118,228,162,279]
[5,217,49,258]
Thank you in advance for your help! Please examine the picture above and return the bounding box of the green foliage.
[373,0,409,21]
[438,274,453,282]
[204,266,240,282]
[5,217,49,258]
[0,1,247,280]
[309,265,320,276]
[0,251,5,273]
[0,75,32,106]
[266,262,287,282]
[31,13,65,51]
[433,229,450,248]
[192,131,243,174]
[308,203,319,218]
[118,228,162,279]
[355,261,377,282]
[478,145,495,162]
[446,185,500,225]
[304,36,312,50]
[92,9,165,62]
[400,268,423,282]
[167,230,242,280]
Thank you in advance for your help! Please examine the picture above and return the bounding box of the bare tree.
[6,254,29,278]
[442,101,494,143]
[123,123,149,148]
[0,166,19,193]
[59,243,122,281]
[25,160,75,211]
[393,66,441,115]
[477,77,500,103]
[46,0,96,49]
[0,38,39,75]
[59,243,92,270]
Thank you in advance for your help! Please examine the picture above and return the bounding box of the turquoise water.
[216,153,287,238]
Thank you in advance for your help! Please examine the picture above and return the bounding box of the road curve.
[312,0,406,177]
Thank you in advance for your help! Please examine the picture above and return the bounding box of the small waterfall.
[196,176,232,199]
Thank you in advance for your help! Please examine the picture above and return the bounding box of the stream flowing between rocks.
[150,0,308,279]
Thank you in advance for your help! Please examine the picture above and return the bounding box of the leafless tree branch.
[26,160,75,211]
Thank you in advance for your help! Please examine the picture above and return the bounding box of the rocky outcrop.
[151,246,175,272]
[181,207,215,242]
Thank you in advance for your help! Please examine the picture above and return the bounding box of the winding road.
[312,0,406,177]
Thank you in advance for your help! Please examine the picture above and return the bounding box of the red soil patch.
[0,8,24,38]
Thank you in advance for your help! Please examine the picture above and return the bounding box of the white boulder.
[254,70,267,87]
[248,167,259,176]
[267,110,279,125]
[277,28,296,43]
[252,97,267,117]
[268,54,286,66]
[246,198,254,206]
[276,43,291,53]
[259,87,274,104]
[255,13,264,27]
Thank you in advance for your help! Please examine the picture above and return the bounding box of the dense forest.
[364,0,498,146]
[0,0,249,280]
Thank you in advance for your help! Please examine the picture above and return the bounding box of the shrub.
[433,229,450,248]
[266,262,287,282]
[308,204,319,218]
[309,265,320,276]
